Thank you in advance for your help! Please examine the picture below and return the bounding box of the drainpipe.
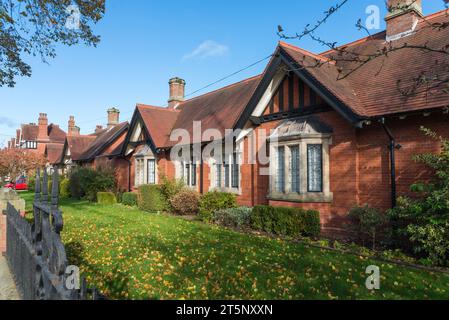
[380,118,402,209]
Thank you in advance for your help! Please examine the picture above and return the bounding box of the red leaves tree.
[0,148,47,183]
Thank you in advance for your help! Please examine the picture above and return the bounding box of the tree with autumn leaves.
[0,148,46,184]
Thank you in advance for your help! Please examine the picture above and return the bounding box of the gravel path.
[0,255,20,300]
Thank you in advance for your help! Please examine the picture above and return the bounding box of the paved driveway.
[0,255,20,300]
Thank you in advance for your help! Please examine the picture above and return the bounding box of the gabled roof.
[21,123,66,143]
[66,135,97,161]
[76,122,129,161]
[45,143,65,165]
[136,104,180,148]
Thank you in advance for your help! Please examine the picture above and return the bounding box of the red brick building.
[58,108,129,175]
[8,113,67,166]
[116,1,449,233]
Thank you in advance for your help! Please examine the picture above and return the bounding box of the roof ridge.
[279,41,334,63]
[319,31,386,56]
[419,8,449,24]
[180,74,262,105]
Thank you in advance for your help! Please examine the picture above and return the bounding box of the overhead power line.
[76,53,273,126]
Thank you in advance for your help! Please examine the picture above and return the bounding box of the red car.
[4,178,28,191]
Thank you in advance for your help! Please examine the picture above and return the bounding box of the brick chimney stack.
[107,108,120,128]
[385,0,423,41]
[7,141,11,149]
[37,113,49,141]
[68,116,80,136]
[168,77,186,109]
[95,125,104,133]
[16,129,21,145]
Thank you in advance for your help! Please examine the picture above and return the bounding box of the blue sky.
[0,0,446,146]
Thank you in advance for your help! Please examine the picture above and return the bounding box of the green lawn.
[21,191,449,300]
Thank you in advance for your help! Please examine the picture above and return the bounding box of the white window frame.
[268,134,333,203]
[134,151,158,187]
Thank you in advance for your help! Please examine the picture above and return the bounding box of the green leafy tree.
[0,0,105,87]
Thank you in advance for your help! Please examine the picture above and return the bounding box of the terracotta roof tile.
[67,135,96,161]
[137,105,180,148]
[45,143,64,165]
[77,122,129,161]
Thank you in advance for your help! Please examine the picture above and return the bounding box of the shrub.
[122,192,138,207]
[348,205,389,250]
[170,189,200,215]
[97,192,117,205]
[407,222,449,267]
[68,167,116,201]
[60,178,70,198]
[250,205,321,238]
[213,207,253,228]
[160,176,185,205]
[137,185,167,213]
[199,191,237,222]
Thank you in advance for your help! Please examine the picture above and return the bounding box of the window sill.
[210,187,242,195]
[267,192,333,203]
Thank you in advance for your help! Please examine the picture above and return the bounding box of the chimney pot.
[168,77,186,109]
[385,0,423,41]
[95,125,104,133]
[107,108,120,128]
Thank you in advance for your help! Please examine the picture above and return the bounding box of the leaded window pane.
[191,164,197,186]
[290,146,300,193]
[231,153,239,188]
[224,164,230,188]
[147,159,155,184]
[276,147,285,193]
[307,144,323,192]
[216,164,222,188]
[185,164,191,186]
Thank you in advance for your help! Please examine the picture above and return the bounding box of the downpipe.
[380,118,402,209]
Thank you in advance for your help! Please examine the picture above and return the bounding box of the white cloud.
[182,40,229,61]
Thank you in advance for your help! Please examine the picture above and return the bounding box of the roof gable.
[76,122,129,161]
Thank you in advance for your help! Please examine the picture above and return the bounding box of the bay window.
[268,117,333,203]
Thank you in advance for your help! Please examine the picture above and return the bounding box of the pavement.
[0,255,20,300]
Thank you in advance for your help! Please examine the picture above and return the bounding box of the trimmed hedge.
[251,205,321,238]
[199,191,237,222]
[97,192,117,205]
[137,185,167,213]
[122,192,138,207]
